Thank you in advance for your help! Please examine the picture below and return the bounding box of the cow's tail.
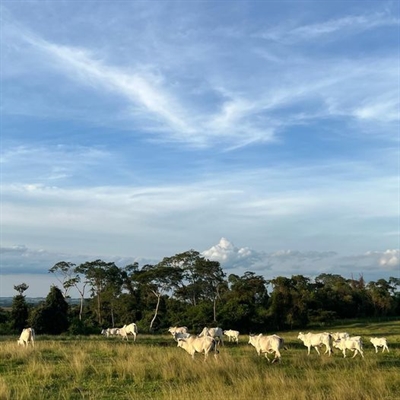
[279,337,288,350]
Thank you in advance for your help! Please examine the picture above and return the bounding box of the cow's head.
[248,334,256,345]
[177,338,186,348]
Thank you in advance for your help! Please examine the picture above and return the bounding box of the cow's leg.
[314,346,321,356]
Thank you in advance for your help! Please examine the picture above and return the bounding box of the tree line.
[2,249,400,335]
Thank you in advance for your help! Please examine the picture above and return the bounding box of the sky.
[0,0,399,298]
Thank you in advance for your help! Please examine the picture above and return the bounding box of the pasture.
[0,321,399,400]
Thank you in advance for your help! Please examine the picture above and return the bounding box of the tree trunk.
[76,283,86,321]
[111,304,115,327]
[97,294,102,324]
[150,291,161,331]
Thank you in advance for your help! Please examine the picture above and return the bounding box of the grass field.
[0,320,399,400]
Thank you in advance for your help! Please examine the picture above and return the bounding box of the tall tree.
[219,272,269,330]
[102,263,124,327]
[14,283,29,296]
[75,260,115,325]
[49,261,76,297]
[135,263,183,331]
[10,294,29,332]
[49,261,89,320]
[192,257,226,322]
[29,286,69,334]
[367,279,395,316]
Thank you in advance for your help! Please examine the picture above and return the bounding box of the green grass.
[0,321,399,399]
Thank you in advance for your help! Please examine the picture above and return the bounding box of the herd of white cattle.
[16,325,391,362]
[101,323,138,341]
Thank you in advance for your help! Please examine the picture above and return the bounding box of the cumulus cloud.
[202,237,265,269]
[203,239,400,282]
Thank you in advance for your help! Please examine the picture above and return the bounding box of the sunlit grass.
[0,322,399,399]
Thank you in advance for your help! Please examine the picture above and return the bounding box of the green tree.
[10,294,29,332]
[49,261,89,321]
[14,283,29,296]
[219,272,269,331]
[267,275,312,329]
[161,250,226,321]
[29,286,69,334]
[75,260,116,325]
[367,279,395,317]
[101,263,124,327]
[135,263,183,331]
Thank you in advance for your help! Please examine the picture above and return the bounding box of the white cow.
[168,326,188,336]
[17,328,35,347]
[118,323,138,341]
[333,337,364,358]
[172,331,191,341]
[370,337,389,353]
[123,323,138,341]
[330,332,350,341]
[177,336,219,360]
[297,332,332,356]
[248,334,284,363]
[223,329,239,344]
[102,328,120,337]
[199,327,224,346]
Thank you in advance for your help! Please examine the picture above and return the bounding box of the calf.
[223,329,239,344]
[17,328,35,347]
[370,337,389,353]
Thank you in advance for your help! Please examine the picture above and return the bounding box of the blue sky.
[1,1,399,297]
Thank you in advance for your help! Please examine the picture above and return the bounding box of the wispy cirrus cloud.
[257,11,399,43]
[3,7,398,150]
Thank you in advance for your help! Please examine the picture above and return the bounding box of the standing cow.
[17,328,35,347]
[177,336,219,360]
[168,326,188,336]
[199,327,224,346]
[297,332,332,356]
[118,323,138,341]
[333,337,364,358]
[224,329,240,344]
[370,337,389,353]
[248,334,284,363]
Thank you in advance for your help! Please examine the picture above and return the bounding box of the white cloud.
[258,12,399,43]
[202,237,265,268]
[203,239,400,282]
[3,8,398,150]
